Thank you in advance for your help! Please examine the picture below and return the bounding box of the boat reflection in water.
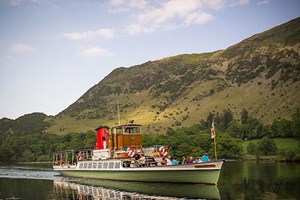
[54,179,220,199]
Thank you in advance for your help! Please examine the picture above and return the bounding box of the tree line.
[0,108,299,162]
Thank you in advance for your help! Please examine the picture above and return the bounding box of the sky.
[0,0,299,119]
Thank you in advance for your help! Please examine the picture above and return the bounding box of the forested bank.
[0,109,299,162]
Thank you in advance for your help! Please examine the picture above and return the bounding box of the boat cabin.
[109,123,142,151]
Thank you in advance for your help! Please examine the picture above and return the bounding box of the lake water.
[0,161,299,199]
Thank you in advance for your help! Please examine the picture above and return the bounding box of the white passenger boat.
[53,123,223,185]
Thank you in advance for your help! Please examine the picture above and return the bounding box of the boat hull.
[56,161,223,185]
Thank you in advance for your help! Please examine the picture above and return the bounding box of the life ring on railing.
[78,151,83,161]
[125,147,135,158]
[159,146,169,157]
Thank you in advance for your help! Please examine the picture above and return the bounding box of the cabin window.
[103,162,108,169]
[124,126,140,134]
[115,162,120,169]
[109,162,114,169]
[122,161,131,168]
[79,163,83,169]
[83,163,88,169]
[88,163,92,169]
[112,127,122,135]
[93,163,97,169]
[98,162,102,169]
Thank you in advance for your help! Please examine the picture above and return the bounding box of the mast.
[117,100,121,125]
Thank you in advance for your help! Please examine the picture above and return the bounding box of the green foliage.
[291,108,300,139]
[278,149,296,161]
[0,130,95,162]
[214,133,243,158]
[241,108,249,124]
[270,119,292,137]
[247,143,257,155]
[256,137,278,156]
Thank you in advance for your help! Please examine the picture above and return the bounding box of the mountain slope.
[47,17,300,134]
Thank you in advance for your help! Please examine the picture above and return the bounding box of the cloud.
[9,0,24,6]
[62,28,114,40]
[121,0,220,35]
[230,0,250,7]
[11,43,34,53]
[258,0,270,5]
[110,0,148,10]
[79,45,113,57]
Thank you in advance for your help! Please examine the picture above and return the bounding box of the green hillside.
[44,17,300,135]
[242,138,300,154]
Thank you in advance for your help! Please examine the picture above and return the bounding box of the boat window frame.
[103,162,108,169]
[115,162,121,169]
[83,163,88,169]
[88,163,92,169]
[92,163,97,169]
[79,163,83,169]
[98,162,102,169]
[108,162,114,169]
[123,126,141,135]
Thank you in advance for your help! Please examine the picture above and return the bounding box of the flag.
[211,119,215,139]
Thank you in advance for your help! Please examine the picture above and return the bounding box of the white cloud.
[11,43,34,53]
[79,46,113,57]
[62,28,114,40]
[110,0,148,9]
[123,0,219,35]
[184,12,214,25]
[9,0,24,6]
[126,23,155,35]
[258,0,270,5]
[230,0,250,7]
[110,0,252,35]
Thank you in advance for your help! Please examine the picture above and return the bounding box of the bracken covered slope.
[47,17,300,134]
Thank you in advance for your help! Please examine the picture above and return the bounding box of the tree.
[270,119,292,137]
[256,137,278,155]
[291,108,300,139]
[212,133,243,158]
[247,143,257,155]
[241,108,249,124]
[227,120,242,138]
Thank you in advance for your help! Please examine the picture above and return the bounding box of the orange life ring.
[78,151,83,161]
[125,147,135,158]
[159,146,168,157]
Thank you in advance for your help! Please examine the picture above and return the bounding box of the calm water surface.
[0,161,299,200]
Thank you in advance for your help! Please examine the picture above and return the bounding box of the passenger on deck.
[180,156,187,164]
[187,156,194,164]
[166,156,172,166]
[130,160,136,167]
[139,155,146,167]
[172,157,179,166]
[160,157,167,166]
[201,153,210,162]
[196,157,203,163]
[133,150,141,160]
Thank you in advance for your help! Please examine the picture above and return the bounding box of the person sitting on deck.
[187,156,194,164]
[133,150,141,160]
[160,157,167,166]
[139,155,146,167]
[180,156,187,164]
[172,157,179,166]
[130,160,136,167]
[166,156,172,166]
[201,153,210,162]
[196,157,203,163]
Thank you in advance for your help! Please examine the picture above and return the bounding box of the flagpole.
[213,119,217,160]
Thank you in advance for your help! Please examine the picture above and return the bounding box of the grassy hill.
[242,138,300,154]
[44,17,300,135]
